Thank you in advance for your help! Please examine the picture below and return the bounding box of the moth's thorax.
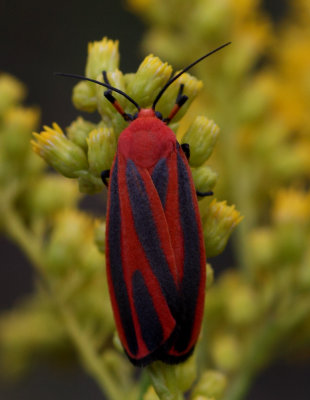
[136,109,157,119]
[117,109,177,169]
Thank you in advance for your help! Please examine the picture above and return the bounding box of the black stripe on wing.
[126,160,179,317]
[173,150,202,353]
[132,270,164,352]
[151,158,169,208]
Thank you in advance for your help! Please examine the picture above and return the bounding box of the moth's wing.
[106,154,179,366]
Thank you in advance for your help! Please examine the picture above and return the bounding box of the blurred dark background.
[1,0,309,399]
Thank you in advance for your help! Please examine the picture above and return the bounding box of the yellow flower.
[226,284,260,325]
[211,334,242,372]
[200,199,243,257]
[0,73,25,115]
[87,125,117,176]
[67,117,96,150]
[2,106,40,159]
[86,37,120,79]
[191,166,218,196]
[24,175,80,216]
[248,228,275,268]
[156,72,203,123]
[175,355,197,392]
[72,81,98,113]
[31,123,88,178]
[4,106,39,132]
[72,38,120,113]
[46,210,103,276]
[126,55,172,107]
[182,116,220,167]
[192,370,227,399]
[272,188,310,224]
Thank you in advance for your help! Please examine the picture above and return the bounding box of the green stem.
[147,362,184,400]
[2,205,123,400]
[56,302,122,400]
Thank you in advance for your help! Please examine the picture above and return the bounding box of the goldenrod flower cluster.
[0,36,241,400]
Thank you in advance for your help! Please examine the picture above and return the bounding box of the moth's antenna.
[55,72,140,111]
[152,42,231,110]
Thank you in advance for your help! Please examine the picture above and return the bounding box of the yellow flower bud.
[272,188,310,225]
[238,81,269,122]
[200,199,243,257]
[86,37,120,79]
[2,106,40,159]
[126,55,172,107]
[24,175,80,216]
[211,334,241,372]
[4,106,39,132]
[191,166,218,196]
[271,147,305,181]
[46,210,101,275]
[192,370,227,399]
[156,72,203,123]
[72,278,113,328]
[190,1,229,39]
[182,117,219,167]
[0,73,25,115]
[94,219,106,254]
[175,355,197,392]
[226,285,260,325]
[274,223,307,264]
[67,117,96,150]
[75,38,119,113]
[31,123,88,178]
[87,125,117,176]
[248,228,276,268]
[271,189,310,263]
[72,81,97,113]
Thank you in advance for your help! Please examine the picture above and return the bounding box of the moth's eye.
[155,111,163,120]
[133,112,139,120]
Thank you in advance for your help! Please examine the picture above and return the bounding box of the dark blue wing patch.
[132,270,164,351]
[126,160,179,316]
[151,158,169,207]
[108,158,138,356]
[174,151,202,353]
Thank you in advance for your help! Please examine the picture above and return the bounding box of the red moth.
[57,42,230,366]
